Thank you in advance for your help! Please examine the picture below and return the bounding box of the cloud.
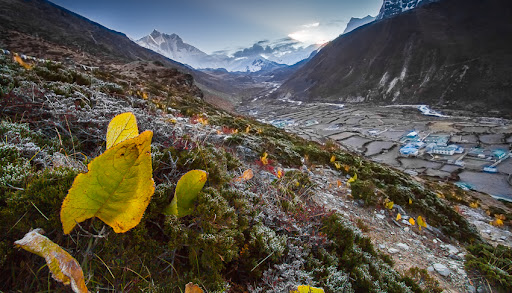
[302,22,320,28]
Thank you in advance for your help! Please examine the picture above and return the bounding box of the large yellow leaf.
[164,170,208,217]
[106,112,139,149]
[61,131,154,234]
[14,229,88,293]
[290,285,325,293]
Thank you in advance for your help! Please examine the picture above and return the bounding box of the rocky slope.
[273,0,512,117]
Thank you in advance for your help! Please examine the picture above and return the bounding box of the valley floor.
[239,102,512,200]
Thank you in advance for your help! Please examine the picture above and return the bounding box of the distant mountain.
[136,30,319,73]
[136,30,211,69]
[377,0,439,20]
[273,0,512,116]
[343,15,376,34]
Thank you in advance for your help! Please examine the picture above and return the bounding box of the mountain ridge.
[272,0,512,116]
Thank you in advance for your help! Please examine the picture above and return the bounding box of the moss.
[404,267,443,293]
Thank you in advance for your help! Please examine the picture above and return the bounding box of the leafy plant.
[164,169,208,217]
[60,112,155,234]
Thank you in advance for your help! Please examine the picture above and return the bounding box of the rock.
[378,244,386,250]
[404,227,410,232]
[433,263,451,277]
[388,248,400,254]
[427,266,434,273]
[402,219,412,226]
[394,204,406,215]
[376,214,386,220]
[467,285,476,293]
[396,243,409,250]
[433,239,438,243]
[443,244,459,255]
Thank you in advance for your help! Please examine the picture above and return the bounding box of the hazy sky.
[50,0,382,54]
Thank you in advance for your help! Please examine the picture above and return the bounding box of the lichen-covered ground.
[1,53,512,292]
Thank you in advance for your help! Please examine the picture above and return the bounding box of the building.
[400,131,421,144]
[400,144,419,157]
[424,134,450,146]
[492,149,508,160]
[427,145,461,156]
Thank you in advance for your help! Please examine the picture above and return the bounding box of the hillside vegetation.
[0,51,511,292]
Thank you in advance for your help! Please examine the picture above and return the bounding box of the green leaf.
[61,130,154,234]
[164,170,208,217]
[106,112,138,149]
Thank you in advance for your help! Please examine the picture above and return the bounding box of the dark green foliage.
[351,180,377,205]
[465,244,512,292]
[403,267,443,293]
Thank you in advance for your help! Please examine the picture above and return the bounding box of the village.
[240,102,512,199]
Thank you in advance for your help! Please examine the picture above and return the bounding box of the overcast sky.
[50,0,382,54]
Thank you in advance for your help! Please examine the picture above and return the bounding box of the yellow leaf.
[277,167,284,178]
[385,201,394,210]
[417,216,427,230]
[164,170,208,217]
[185,282,203,293]
[106,112,139,149]
[396,213,402,221]
[13,54,32,69]
[142,92,148,99]
[330,155,336,163]
[409,217,415,226]
[261,152,269,165]
[234,169,254,182]
[14,229,88,293]
[334,162,341,169]
[343,164,350,172]
[61,131,154,234]
[245,125,251,133]
[469,202,479,209]
[290,285,325,293]
[491,219,504,227]
[347,173,357,184]
[409,198,412,205]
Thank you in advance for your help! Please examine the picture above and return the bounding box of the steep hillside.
[274,0,512,117]
[2,48,511,293]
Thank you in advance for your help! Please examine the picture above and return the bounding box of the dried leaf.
[337,180,342,188]
[330,155,336,163]
[245,125,251,133]
[14,229,88,293]
[234,169,254,182]
[396,213,402,221]
[61,131,154,234]
[491,219,504,227]
[106,112,138,149]
[469,202,479,209]
[409,217,416,226]
[334,162,341,169]
[409,198,412,205]
[185,282,203,293]
[385,201,394,210]
[290,285,325,293]
[164,170,208,217]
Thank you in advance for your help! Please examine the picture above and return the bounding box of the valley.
[239,100,512,199]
